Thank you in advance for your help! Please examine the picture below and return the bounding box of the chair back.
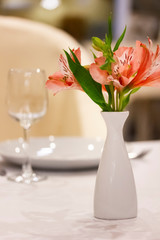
[0,16,105,141]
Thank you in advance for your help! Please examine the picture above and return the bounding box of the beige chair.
[0,16,106,142]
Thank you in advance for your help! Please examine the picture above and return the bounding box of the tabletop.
[0,140,160,240]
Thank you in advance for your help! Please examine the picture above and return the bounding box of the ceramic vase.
[94,111,137,220]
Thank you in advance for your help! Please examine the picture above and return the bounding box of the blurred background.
[0,0,160,141]
[0,0,160,43]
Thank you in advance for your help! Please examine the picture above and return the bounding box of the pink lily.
[89,38,160,91]
[128,40,160,88]
[46,48,82,95]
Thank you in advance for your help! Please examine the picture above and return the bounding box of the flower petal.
[71,48,81,63]
[114,46,138,80]
[107,75,124,90]
[46,78,68,95]
[128,41,152,88]
[89,63,108,84]
[95,56,106,66]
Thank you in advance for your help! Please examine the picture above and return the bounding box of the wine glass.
[6,68,48,184]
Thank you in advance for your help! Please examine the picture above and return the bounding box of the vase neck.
[101,111,129,134]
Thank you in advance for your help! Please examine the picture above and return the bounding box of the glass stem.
[22,128,33,178]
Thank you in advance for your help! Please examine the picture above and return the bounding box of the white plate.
[0,137,104,170]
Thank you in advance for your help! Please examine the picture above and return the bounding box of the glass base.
[7,172,46,184]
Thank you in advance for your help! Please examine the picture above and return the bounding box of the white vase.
[94,111,137,220]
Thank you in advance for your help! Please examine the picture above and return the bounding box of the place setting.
[0,135,150,175]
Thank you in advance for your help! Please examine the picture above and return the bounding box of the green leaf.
[130,87,140,94]
[64,50,112,111]
[113,26,127,52]
[108,15,112,44]
[105,34,109,47]
[120,93,131,111]
[121,87,140,111]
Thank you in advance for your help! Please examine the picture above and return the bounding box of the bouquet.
[46,17,160,111]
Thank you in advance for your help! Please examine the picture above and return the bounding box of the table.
[0,140,160,240]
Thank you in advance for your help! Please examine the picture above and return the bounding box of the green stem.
[119,92,124,111]
[108,92,112,107]
[116,90,119,111]
[110,83,115,111]
[105,85,112,107]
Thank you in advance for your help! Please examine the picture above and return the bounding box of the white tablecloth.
[0,141,160,240]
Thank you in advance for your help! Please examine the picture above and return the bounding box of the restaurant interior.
[0,1,160,239]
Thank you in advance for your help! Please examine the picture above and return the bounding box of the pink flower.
[89,53,125,90]
[89,55,108,85]
[128,40,160,88]
[89,38,160,91]
[46,48,82,95]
